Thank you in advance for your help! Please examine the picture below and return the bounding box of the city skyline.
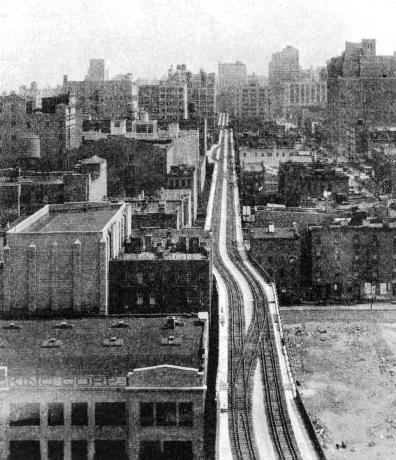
[2,0,396,91]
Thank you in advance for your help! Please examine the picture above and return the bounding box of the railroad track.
[210,124,303,460]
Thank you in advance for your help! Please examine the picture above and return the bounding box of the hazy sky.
[1,0,396,91]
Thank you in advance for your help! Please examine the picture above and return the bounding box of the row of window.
[314,234,392,246]
[140,402,193,427]
[8,439,127,460]
[9,402,125,427]
[8,401,195,429]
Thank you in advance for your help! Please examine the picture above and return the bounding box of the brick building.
[241,82,271,120]
[137,85,160,121]
[269,46,301,117]
[278,162,349,204]
[128,189,192,230]
[0,94,80,170]
[63,76,137,120]
[0,156,107,218]
[249,225,302,303]
[0,313,209,460]
[309,222,396,302]
[327,39,396,149]
[2,202,131,315]
[108,228,212,315]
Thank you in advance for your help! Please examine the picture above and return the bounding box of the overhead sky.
[1,0,396,91]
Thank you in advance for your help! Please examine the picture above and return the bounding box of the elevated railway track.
[210,119,305,460]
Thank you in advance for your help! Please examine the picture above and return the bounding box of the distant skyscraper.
[218,61,247,92]
[269,46,300,117]
[217,61,247,115]
[86,59,105,82]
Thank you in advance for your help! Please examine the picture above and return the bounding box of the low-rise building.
[109,228,212,315]
[128,189,192,230]
[0,156,107,217]
[310,221,396,302]
[278,162,349,204]
[0,313,209,460]
[249,225,302,303]
[2,202,131,315]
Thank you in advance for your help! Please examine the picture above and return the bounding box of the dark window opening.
[140,403,154,427]
[179,402,193,426]
[139,441,161,460]
[156,402,176,426]
[163,441,193,460]
[48,403,64,426]
[10,403,40,426]
[94,440,128,460]
[71,440,87,460]
[95,402,126,426]
[9,441,40,460]
[71,403,88,426]
[48,441,64,460]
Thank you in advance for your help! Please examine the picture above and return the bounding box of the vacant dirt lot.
[282,309,396,460]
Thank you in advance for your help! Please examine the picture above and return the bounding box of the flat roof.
[0,316,204,378]
[115,252,206,261]
[250,227,298,239]
[20,205,121,233]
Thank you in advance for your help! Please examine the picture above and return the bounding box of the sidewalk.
[281,302,396,311]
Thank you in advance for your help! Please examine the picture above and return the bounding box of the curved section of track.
[212,121,304,460]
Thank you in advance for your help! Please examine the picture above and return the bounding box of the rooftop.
[0,316,205,378]
[116,252,206,261]
[10,203,122,234]
[250,227,299,239]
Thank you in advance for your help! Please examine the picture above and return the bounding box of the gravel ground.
[282,309,396,460]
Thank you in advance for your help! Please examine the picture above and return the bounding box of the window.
[95,402,126,426]
[140,403,154,426]
[334,233,340,244]
[136,292,144,305]
[156,402,176,426]
[149,293,156,306]
[71,403,88,426]
[48,403,64,426]
[9,441,40,460]
[139,442,161,460]
[48,441,64,460]
[94,441,128,460]
[71,441,87,460]
[136,273,143,284]
[179,402,193,426]
[9,403,40,426]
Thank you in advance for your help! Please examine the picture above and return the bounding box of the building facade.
[327,39,396,149]
[249,225,302,304]
[2,202,131,315]
[63,77,137,120]
[0,314,209,460]
[108,228,212,315]
[310,222,396,302]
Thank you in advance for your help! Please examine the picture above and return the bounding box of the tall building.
[268,46,301,117]
[86,59,105,81]
[158,82,188,122]
[63,75,137,120]
[327,39,396,151]
[218,61,247,92]
[187,69,216,127]
[217,61,247,115]
[241,82,271,120]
